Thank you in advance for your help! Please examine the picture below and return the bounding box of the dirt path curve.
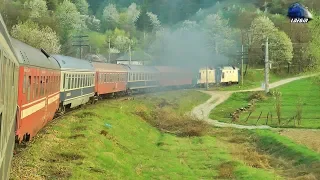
[191,74,319,129]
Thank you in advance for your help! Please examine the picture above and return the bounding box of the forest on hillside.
[1,0,320,72]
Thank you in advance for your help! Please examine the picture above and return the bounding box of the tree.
[146,12,161,31]
[56,0,82,33]
[307,12,320,69]
[269,30,293,66]
[250,16,276,44]
[85,15,101,32]
[249,15,277,66]
[203,13,236,55]
[249,15,293,68]
[24,0,48,19]
[127,3,140,25]
[55,0,84,54]
[11,20,61,53]
[179,20,199,31]
[72,0,89,15]
[88,31,106,53]
[105,28,134,53]
[102,3,119,30]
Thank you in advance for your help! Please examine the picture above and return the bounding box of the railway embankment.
[10,87,320,179]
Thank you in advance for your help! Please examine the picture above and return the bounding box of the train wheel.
[58,105,65,115]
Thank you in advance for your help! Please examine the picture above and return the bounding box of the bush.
[135,107,209,137]
[248,91,267,101]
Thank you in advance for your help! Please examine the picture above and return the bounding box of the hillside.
[10,90,320,179]
[1,0,320,74]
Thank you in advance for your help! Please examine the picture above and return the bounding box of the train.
[197,66,240,87]
[0,16,239,180]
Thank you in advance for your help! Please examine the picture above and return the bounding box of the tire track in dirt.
[191,74,319,129]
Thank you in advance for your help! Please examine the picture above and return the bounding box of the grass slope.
[210,76,320,128]
[10,90,280,180]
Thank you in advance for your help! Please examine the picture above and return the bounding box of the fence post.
[245,111,252,122]
[256,111,263,125]
[266,112,269,125]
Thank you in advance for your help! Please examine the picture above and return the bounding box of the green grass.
[250,129,320,178]
[10,90,280,180]
[253,130,320,165]
[210,76,320,128]
[208,68,301,91]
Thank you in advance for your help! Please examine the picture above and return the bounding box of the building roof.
[92,62,127,72]
[116,50,152,62]
[11,38,60,70]
[51,54,94,72]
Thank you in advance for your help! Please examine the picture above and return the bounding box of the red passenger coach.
[154,66,193,87]
[12,38,61,142]
[92,62,127,97]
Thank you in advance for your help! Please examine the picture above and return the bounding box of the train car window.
[82,74,84,87]
[27,76,31,102]
[63,74,66,89]
[74,74,78,88]
[35,76,38,98]
[51,75,53,92]
[222,72,225,78]
[80,74,83,87]
[78,74,80,87]
[45,76,49,95]
[83,74,85,86]
[78,74,81,88]
[23,73,26,94]
[71,74,75,89]
[84,74,87,86]
[67,74,71,89]
[39,76,43,97]
[92,74,94,85]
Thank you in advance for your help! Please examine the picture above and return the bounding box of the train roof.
[11,38,60,69]
[219,66,239,70]
[92,62,127,73]
[154,66,191,73]
[51,54,94,72]
[122,64,158,73]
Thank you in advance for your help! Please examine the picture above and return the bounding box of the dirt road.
[191,74,318,129]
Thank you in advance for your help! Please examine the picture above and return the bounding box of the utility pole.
[241,44,244,86]
[108,37,111,63]
[264,37,269,93]
[206,66,208,90]
[72,35,89,59]
[129,43,132,65]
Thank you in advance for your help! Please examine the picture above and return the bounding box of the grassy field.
[10,90,320,179]
[208,68,303,91]
[210,76,320,128]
